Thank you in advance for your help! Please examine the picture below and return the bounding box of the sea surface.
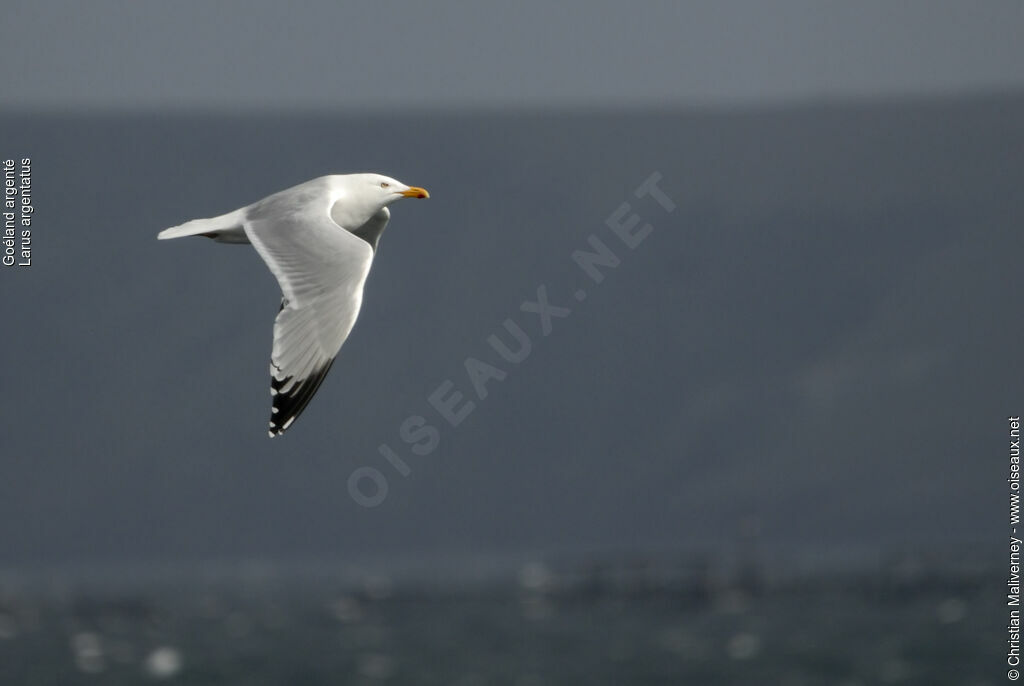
[0,554,1001,685]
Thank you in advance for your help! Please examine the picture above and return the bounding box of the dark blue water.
[0,556,1000,685]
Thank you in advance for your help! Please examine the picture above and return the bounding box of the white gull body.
[158,173,429,436]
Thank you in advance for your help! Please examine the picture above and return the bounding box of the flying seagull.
[158,174,430,437]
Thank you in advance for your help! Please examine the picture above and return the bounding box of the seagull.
[158,174,430,437]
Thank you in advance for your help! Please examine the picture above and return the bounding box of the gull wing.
[346,206,390,252]
[243,190,375,436]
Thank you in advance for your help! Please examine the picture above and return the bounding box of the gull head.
[359,173,430,206]
[329,173,430,237]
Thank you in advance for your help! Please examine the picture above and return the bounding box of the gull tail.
[157,209,249,244]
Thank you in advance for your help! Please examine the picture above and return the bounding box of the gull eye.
[380,182,390,188]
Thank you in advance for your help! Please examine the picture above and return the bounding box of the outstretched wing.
[345,206,390,253]
[244,191,375,436]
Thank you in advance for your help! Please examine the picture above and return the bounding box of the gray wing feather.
[344,206,390,252]
[243,190,374,436]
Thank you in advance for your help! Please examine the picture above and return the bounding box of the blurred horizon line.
[0,538,999,591]
[4,85,1023,119]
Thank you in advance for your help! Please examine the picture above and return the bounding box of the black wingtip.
[266,358,336,437]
